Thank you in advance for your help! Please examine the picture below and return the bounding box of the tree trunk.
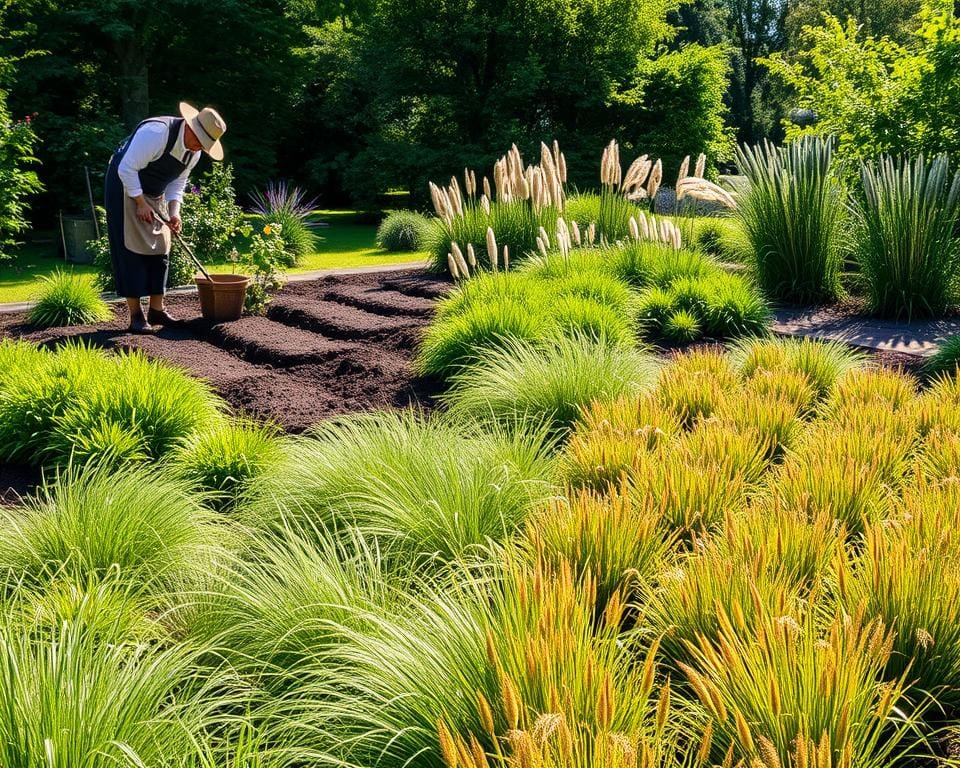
[116,39,150,128]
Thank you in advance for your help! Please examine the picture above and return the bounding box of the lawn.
[0,210,425,304]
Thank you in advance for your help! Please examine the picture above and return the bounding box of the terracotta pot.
[194,274,251,322]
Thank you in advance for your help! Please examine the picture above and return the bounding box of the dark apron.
[104,117,192,298]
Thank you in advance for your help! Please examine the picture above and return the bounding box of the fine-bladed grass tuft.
[0,461,221,598]
[173,418,287,512]
[27,269,112,328]
[734,136,846,303]
[247,411,556,569]
[441,335,659,437]
[852,153,960,319]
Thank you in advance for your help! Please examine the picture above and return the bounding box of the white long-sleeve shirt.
[117,120,201,202]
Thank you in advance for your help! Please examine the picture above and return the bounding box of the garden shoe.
[128,313,154,334]
[147,307,183,326]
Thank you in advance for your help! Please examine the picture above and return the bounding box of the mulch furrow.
[266,296,421,342]
[321,286,436,318]
[208,316,358,367]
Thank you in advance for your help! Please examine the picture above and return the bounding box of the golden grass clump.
[721,503,840,590]
[837,516,960,702]
[918,426,960,479]
[825,367,917,419]
[564,395,680,491]
[438,556,705,768]
[629,422,768,535]
[645,540,807,665]
[730,337,866,400]
[772,420,911,536]
[524,485,678,613]
[655,361,735,429]
[681,607,912,768]
[713,391,805,462]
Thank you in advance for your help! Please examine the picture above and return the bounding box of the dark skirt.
[104,154,169,298]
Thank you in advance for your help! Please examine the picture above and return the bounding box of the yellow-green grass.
[0,210,425,304]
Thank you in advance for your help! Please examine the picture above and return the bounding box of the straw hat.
[179,102,226,161]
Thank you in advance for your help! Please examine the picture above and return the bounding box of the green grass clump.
[0,341,105,463]
[417,296,554,377]
[0,342,225,468]
[734,136,845,304]
[185,526,396,685]
[922,335,960,379]
[422,269,640,378]
[852,154,960,319]
[700,272,770,337]
[0,462,218,596]
[548,269,635,314]
[662,309,701,342]
[48,349,225,466]
[441,335,659,436]
[27,269,112,328]
[425,199,558,272]
[549,294,636,346]
[692,216,738,259]
[248,411,555,568]
[377,209,433,252]
[173,418,286,511]
[606,241,711,288]
[0,616,227,766]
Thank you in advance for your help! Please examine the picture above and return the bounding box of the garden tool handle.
[150,208,213,282]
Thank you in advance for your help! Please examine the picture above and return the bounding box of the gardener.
[105,102,227,333]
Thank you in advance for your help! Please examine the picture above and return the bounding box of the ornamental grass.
[852,154,960,319]
[441,336,659,437]
[734,136,846,304]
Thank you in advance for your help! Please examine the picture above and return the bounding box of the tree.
[764,1,960,164]
[302,0,732,205]
[0,0,42,257]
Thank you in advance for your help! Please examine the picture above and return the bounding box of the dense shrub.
[765,5,960,166]
[376,209,432,251]
[179,161,244,262]
[734,136,846,304]
[441,335,659,436]
[852,153,960,319]
[27,270,112,328]
[0,101,41,260]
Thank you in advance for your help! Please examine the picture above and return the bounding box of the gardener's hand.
[168,215,182,234]
[136,200,155,224]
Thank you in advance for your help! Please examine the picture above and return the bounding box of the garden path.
[772,307,960,357]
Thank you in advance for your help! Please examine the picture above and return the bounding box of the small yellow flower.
[263,225,272,235]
